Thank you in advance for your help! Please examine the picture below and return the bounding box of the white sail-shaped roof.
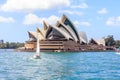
[79,32,88,44]
[51,26,73,40]
[27,14,88,44]
[28,31,37,41]
[90,38,105,46]
[28,31,44,41]
[37,27,44,37]
[95,39,105,46]
[61,14,80,42]
[56,21,75,41]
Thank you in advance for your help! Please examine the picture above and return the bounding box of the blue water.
[0,50,120,80]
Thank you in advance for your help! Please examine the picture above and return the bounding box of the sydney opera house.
[24,14,106,52]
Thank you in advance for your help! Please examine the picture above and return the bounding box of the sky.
[0,0,120,42]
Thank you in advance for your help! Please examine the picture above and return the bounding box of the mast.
[36,35,40,53]
[33,32,40,59]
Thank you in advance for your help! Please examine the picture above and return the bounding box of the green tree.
[0,42,24,49]
[105,35,115,46]
[115,40,120,48]
[6,42,10,48]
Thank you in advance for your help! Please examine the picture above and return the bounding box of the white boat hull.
[33,54,40,59]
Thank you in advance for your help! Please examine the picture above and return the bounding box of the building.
[89,38,105,46]
[24,14,88,52]
[0,40,4,44]
[0,40,4,48]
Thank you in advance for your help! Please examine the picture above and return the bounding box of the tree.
[6,42,10,48]
[105,35,115,46]
[115,40,120,48]
[0,42,24,49]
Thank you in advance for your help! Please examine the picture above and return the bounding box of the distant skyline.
[0,0,120,42]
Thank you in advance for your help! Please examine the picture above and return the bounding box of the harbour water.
[0,50,120,80]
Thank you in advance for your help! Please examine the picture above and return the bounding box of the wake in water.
[33,54,41,59]
[116,52,120,55]
[29,54,41,60]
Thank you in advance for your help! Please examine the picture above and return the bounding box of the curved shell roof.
[61,14,80,42]
[90,38,105,46]
[28,31,44,40]
[56,20,76,41]
[79,32,88,44]
[95,39,105,46]
[51,25,73,40]
[28,14,87,43]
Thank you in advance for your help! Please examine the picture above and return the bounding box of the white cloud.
[106,16,120,26]
[74,21,79,26]
[71,3,88,9]
[80,21,91,26]
[74,21,91,27]
[23,13,59,25]
[0,16,15,23]
[47,15,60,25]
[1,0,70,12]
[98,8,108,14]
[59,10,83,16]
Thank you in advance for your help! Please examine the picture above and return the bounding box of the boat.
[33,53,40,59]
[115,46,120,55]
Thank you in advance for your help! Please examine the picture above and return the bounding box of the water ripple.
[0,51,120,80]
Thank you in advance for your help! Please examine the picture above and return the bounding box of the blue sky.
[0,0,120,42]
